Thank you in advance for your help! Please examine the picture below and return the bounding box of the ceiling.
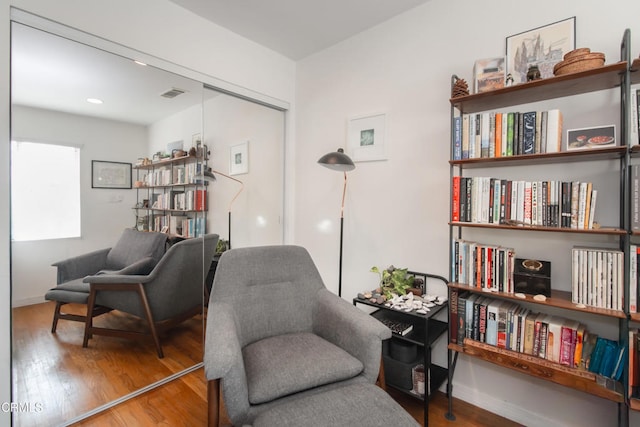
[11,23,207,126]
[169,0,432,60]
[11,1,431,125]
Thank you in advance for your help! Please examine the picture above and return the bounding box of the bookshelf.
[447,30,635,426]
[133,154,208,238]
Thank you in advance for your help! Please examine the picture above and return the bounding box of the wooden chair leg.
[377,356,387,391]
[51,302,63,333]
[208,379,221,427]
[83,288,97,348]
[136,283,164,358]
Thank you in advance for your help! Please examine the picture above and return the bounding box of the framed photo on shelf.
[566,125,616,150]
[474,57,506,93]
[91,160,132,189]
[347,112,387,162]
[229,141,249,175]
[506,17,576,84]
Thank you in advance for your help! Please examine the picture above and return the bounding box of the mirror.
[10,20,285,426]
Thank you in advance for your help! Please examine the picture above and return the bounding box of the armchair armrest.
[96,256,158,276]
[313,289,391,382]
[82,273,154,284]
[52,248,110,284]
[204,302,243,380]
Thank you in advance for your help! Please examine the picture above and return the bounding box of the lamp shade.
[317,148,355,172]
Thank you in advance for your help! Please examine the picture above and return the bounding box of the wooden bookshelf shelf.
[630,58,640,85]
[630,313,640,323]
[448,283,627,319]
[630,397,640,411]
[450,62,627,113]
[451,339,624,403]
[448,221,626,236]
[449,146,626,168]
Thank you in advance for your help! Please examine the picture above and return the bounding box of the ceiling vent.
[160,88,186,98]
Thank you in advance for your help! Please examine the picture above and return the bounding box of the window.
[11,140,81,241]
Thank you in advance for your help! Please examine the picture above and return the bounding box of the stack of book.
[571,247,624,311]
[450,290,625,381]
[451,176,597,230]
[452,109,563,160]
[451,238,515,293]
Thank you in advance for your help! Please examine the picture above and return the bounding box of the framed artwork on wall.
[348,112,387,162]
[567,125,616,151]
[229,141,249,175]
[506,17,576,84]
[91,160,132,189]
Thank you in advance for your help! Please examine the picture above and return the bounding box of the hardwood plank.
[12,301,204,427]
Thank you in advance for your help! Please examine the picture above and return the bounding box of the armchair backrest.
[210,245,326,347]
[96,233,219,322]
[105,228,167,270]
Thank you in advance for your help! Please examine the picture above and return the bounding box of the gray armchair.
[82,233,219,358]
[45,228,168,332]
[204,245,392,427]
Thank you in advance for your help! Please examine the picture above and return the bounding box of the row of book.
[451,239,515,293]
[143,162,202,186]
[151,189,207,211]
[150,214,206,238]
[450,290,625,380]
[452,109,563,160]
[451,176,597,229]
[571,247,624,311]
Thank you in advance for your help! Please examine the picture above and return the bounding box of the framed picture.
[229,141,249,175]
[91,160,132,189]
[567,125,616,151]
[348,113,387,162]
[474,57,506,93]
[506,17,576,84]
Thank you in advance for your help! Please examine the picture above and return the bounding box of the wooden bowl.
[564,48,591,61]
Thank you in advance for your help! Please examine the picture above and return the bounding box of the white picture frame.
[348,113,387,162]
[229,141,249,175]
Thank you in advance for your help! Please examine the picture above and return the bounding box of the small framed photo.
[474,57,506,93]
[91,160,132,189]
[348,113,387,162]
[506,17,576,84]
[229,141,249,175]
[567,125,616,150]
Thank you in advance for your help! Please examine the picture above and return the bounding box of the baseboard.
[12,296,46,308]
[448,381,563,427]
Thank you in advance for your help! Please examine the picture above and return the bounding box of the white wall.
[10,106,147,306]
[295,0,640,426]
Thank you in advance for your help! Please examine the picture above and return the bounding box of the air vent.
[160,88,186,98]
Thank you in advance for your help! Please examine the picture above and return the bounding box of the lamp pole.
[318,149,355,297]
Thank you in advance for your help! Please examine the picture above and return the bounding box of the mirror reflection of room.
[10,17,286,426]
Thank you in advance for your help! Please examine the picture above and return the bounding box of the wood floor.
[13,301,521,426]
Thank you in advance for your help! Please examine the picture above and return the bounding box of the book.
[452,176,460,222]
[378,317,414,336]
[545,109,563,153]
[453,115,462,160]
[449,289,459,343]
[581,332,598,370]
[522,111,536,154]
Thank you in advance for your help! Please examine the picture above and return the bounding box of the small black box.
[513,258,551,297]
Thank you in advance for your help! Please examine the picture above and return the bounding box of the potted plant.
[370,265,416,300]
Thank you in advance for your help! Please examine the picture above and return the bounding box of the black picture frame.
[91,160,132,189]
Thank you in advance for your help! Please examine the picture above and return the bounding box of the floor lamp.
[317,148,355,297]
[202,168,244,249]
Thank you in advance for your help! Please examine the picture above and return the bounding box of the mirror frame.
[9,8,289,425]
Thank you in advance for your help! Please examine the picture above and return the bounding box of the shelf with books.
[450,146,626,168]
[449,221,626,236]
[451,338,624,403]
[447,30,633,426]
[448,283,626,319]
[133,153,208,237]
